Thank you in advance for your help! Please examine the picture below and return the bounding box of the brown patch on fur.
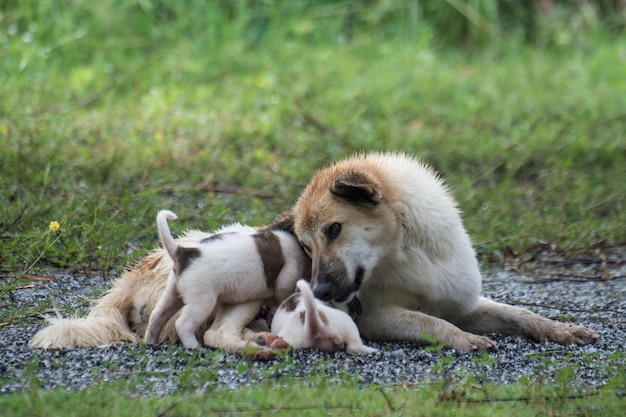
[279,293,301,313]
[330,171,382,206]
[268,209,295,233]
[200,233,234,244]
[175,247,201,276]
[253,231,285,289]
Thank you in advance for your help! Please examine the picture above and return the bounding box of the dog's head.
[280,162,400,303]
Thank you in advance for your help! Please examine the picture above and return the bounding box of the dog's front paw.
[452,334,498,352]
[543,323,599,345]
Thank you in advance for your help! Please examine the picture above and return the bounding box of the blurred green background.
[1,0,625,276]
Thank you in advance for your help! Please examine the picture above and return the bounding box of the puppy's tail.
[30,273,141,349]
[296,279,324,340]
[157,210,179,261]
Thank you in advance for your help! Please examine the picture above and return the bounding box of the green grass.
[2,343,624,415]
[1,2,625,276]
[2,362,625,417]
[1,1,625,415]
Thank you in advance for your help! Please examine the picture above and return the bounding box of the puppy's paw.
[255,335,268,346]
[252,348,275,361]
[243,345,276,361]
[255,332,279,346]
[269,337,290,350]
[255,333,290,350]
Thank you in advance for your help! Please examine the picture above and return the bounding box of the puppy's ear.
[269,209,295,233]
[331,171,382,206]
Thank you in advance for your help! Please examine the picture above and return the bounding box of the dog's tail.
[30,273,142,349]
[156,210,179,261]
[30,212,180,350]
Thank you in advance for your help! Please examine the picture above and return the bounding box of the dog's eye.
[327,223,342,241]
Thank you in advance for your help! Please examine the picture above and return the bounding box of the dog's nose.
[313,282,334,301]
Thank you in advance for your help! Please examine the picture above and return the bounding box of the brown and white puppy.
[272,152,599,351]
[271,280,377,354]
[144,210,310,352]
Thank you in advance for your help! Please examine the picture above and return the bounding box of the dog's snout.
[313,282,334,301]
[312,255,353,302]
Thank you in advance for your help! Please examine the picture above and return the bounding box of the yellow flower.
[49,221,60,232]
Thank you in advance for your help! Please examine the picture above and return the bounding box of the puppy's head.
[291,161,400,303]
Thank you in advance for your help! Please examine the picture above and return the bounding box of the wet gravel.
[1,264,625,396]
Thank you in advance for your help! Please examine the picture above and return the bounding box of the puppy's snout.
[313,282,334,301]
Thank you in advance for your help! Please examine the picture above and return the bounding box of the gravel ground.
[1,263,625,396]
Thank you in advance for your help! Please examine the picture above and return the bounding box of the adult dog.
[271,152,598,350]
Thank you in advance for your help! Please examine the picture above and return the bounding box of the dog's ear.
[268,209,296,233]
[331,171,382,206]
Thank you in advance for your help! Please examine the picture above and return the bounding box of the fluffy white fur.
[281,152,599,350]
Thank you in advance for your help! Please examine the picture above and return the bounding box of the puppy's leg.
[204,301,264,345]
[145,275,183,345]
[455,297,599,345]
[176,294,218,349]
[358,306,498,351]
[203,300,278,358]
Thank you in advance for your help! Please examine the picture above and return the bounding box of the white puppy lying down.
[145,210,310,352]
[271,280,377,355]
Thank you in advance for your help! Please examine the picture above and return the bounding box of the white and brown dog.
[271,280,376,354]
[272,152,599,350]
[144,210,310,354]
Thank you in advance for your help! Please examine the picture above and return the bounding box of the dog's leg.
[175,293,218,349]
[345,340,378,355]
[145,275,183,345]
[203,300,278,358]
[455,297,599,345]
[204,301,264,345]
[357,306,498,351]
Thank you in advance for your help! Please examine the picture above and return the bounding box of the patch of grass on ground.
[2,366,625,417]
